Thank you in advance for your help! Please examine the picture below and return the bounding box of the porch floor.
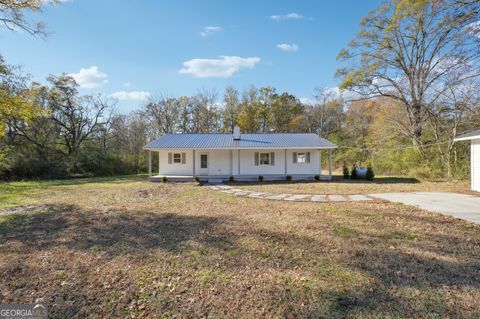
[149,174,333,183]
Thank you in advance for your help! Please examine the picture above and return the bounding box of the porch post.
[230,150,233,176]
[148,150,152,177]
[284,149,287,176]
[319,149,322,178]
[238,149,240,175]
[193,150,196,176]
[329,149,332,178]
[158,152,161,175]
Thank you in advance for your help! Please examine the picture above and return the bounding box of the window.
[293,151,310,164]
[260,153,270,165]
[173,153,182,163]
[297,152,306,163]
[200,154,208,168]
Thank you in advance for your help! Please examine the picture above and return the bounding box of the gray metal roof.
[144,133,337,149]
[454,129,480,141]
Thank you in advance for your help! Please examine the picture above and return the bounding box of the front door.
[199,153,209,175]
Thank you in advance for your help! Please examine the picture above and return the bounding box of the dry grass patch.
[232,176,473,195]
[0,177,479,318]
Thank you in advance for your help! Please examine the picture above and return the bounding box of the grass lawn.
[233,176,473,195]
[0,176,479,318]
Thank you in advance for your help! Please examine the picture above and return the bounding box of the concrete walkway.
[209,185,376,203]
[370,192,480,224]
[210,186,480,224]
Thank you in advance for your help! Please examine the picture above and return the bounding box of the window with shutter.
[173,153,181,163]
[260,153,270,165]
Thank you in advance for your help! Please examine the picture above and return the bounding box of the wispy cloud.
[270,12,305,21]
[276,43,299,52]
[69,66,108,89]
[199,26,221,37]
[123,81,131,87]
[110,91,151,101]
[179,56,260,78]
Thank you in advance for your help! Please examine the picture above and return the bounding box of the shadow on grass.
[0,204,234,255]
[0,203,479,318]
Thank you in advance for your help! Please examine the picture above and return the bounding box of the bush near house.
[366,165,375,181]
[342,163,350,179]
[350,165,358,180]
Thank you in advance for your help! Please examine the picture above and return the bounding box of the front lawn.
[0,177,479,318]
[233,176,472,195]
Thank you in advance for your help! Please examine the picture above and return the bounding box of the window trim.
[296,152,307,164]
[173,153,182,164]
[200,154,208,169]
[259,152,270,165]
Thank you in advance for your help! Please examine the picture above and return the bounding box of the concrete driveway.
[370,192,480,224]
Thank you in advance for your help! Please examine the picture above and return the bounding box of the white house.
[143,127,338,182]
[454,129,480,192]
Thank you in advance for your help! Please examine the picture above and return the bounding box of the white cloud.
[69,66,108,89]
[276,43,299,52]
[199,26,221,37]
[270,12,304,21]
[110,91,151,101]
[179,56,261,78]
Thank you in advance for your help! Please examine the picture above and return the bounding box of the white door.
[199,153,209,176]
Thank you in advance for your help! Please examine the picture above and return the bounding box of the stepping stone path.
[208,185,376,203]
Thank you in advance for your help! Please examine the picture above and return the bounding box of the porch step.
[207,178,224,184]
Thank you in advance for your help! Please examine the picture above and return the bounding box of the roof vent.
[233,126,241,140]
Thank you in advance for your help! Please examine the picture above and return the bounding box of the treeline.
[1,0,479,180]
[1,59,477,179]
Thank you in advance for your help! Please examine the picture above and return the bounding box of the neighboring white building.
[454,129,480,192]
[143,127,337,182]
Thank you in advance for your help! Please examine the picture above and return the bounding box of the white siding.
[158,148,323,177]
[158,150,193,176]
[195,150,232,176]
[472,139,480,192]
[286,150,321,175]
[237,150,286,175]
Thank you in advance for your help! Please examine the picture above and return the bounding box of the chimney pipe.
[233,126,241,140]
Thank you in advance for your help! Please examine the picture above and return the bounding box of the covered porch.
[146,148,335,183]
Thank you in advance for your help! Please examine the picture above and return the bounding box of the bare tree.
[191,89,219,133]
[47,75,114,156]
[0,0,60,36]
[222,86,239,132]
[145,95,180,134]
[337,0,480,147]
[304,87,344,136]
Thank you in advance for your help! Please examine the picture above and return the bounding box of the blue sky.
[1,0,380,113]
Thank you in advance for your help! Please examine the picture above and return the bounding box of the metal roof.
[144,133,337,150]
[454,129,480,141]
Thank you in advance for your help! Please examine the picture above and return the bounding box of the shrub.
[258,175,264,182]
[286,175,292,181]
[342,163,350,179]
[314,175,320,181]
[366,165,375,181]
[229,176,234,182]
[162,176,168,183]
[194,176,200,183]
[350,165,358,180]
